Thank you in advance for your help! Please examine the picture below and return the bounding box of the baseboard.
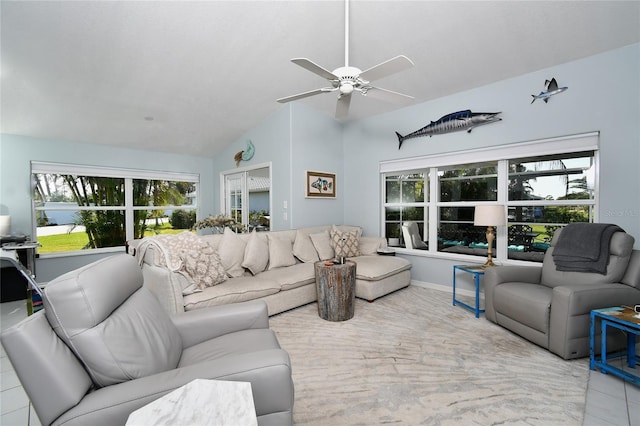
[410,279,483,300]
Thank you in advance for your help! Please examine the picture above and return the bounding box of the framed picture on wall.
[305,171,336,198]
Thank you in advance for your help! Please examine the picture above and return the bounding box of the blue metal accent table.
[590,307,640,386]
[452,265,485,318]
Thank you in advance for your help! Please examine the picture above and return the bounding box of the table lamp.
[474,205,506,268]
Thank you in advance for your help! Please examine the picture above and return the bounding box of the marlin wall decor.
[395,110,502,149]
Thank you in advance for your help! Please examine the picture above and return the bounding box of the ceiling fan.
[277,0,415,119]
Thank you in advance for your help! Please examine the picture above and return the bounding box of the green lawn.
[530,225,550,243]
[38,225,189,254]
[38,232,90,253]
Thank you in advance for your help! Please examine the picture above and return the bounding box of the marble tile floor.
[1,299,638,426]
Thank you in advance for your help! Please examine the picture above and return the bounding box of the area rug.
[269,285,588,425]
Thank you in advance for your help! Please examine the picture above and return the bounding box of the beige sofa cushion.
[218,228,247,278]
[267,235,297,270]
[359,237,384,255]
[352,255,412,281]
[310,230,334,260]
[183,276,280,310]
[258,263,315,291]
[242,230,269,275]
[292,229,320,263]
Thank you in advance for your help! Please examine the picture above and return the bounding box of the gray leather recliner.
[485,228,640,359]
[1,254,294,426]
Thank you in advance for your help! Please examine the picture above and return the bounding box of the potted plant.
[192,215,245,234]
[387,226,401,247]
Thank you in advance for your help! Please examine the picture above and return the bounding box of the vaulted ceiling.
[2,1,639,157]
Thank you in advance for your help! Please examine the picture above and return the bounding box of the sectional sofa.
[129,225,412,315]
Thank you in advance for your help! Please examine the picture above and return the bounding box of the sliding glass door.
[221,164,271,231]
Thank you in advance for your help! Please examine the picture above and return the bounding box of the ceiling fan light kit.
[277,0,414,119]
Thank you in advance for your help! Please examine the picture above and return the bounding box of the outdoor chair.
[508,224,535,251]
[402,221,428,250]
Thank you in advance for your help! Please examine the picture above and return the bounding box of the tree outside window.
[33,170,197,254]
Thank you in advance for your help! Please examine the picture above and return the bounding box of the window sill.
[393,247,544,267]
[38,246,126,259]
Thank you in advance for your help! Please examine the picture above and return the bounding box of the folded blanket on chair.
[552,223,624,274]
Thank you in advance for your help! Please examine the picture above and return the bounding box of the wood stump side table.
[314,261,356,321]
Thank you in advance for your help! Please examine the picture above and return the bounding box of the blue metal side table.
[590,307,640,386]
[452,264,485,318]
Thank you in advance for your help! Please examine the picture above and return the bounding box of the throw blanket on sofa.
[135,232,227,292]
[552,223,624,274]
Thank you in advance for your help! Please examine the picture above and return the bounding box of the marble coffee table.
[126,379,257,426]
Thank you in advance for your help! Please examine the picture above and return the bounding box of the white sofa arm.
[140,263,186,314]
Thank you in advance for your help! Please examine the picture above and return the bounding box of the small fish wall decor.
[311,177,332,193]
[395,110,502,149]
[531,78,568,104]
[234,139,255,166]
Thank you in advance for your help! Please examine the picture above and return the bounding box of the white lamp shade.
[474,205,506,226]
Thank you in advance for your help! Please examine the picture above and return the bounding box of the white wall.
[0,134,215,282]
[212,106,291,230]
[342,43,640,289]
[290,103,344,228]
[211,103,344,230]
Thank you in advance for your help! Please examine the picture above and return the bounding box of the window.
[32,162,198,255]
[381,132,598,263]
[506,151,595,261]
[437,161,498,253]
[384,172,427,246]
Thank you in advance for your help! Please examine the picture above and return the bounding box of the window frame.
[380,132,599,264]
[31,161,199,257]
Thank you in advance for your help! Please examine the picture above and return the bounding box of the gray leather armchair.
[1,254,294,426]
[485,228,640,359]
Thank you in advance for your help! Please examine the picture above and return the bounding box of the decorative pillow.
[292,230,320,263]
[242,230,269,275]
[218,227,247,277]
[151,232,227,290]
[310,230,334,260]
[267,235,297,270]
[183,248,227,290]
[330,228,361,258]
[332,225,363,239]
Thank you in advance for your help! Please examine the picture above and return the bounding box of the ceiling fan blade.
[335,94,352,120]
[359,55,415,82]
[277,87,335,103]
[364,86,414,105]
[291,58,339,81]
